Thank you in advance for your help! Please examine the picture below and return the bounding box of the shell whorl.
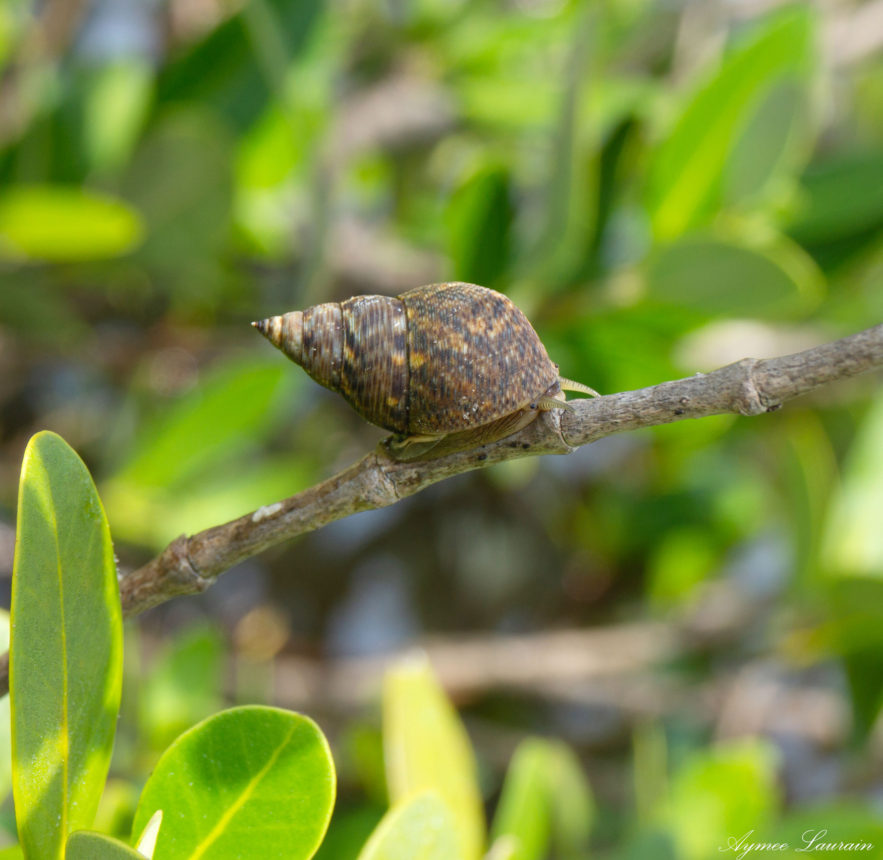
[253,311,304,364]
[254,297,410,433]
[254,303,344,392]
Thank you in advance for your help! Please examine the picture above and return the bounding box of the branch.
[1,323,881,698]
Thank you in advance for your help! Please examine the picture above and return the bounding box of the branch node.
[736,358,769,416]
[548,409,577,453]
[183,541,212,592]
[169,535,211,592]
[365,454,403,506]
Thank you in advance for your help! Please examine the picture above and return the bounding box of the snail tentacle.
[558,377,600,397]
[536,396,574,412]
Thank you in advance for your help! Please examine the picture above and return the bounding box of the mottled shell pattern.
[254,282,588,456]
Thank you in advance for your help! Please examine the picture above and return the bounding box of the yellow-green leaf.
[0,186,143,261]
[383,656,485,860]
[10,431,123,860]
[357,793,460,860]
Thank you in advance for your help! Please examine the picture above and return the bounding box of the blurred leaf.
[458,78,558,129]
[659,740,779,860]
[0,185,143,262]
[446,164,514,288]
[788,152,883,245]
[490,738,594,860]
[620,830,678,860]
[121,111,235,300]
[583,115,639,277]
[648,528,718,609]
[0,848,24,860]
[544,738,595,854]
[103,357,299,547]
[234,92,327,256]
[645,236,822,317]
[0,2,27,72]
[111,358,288,491]
[723,78,810,206]
[842,643,883,738]
[0,274,87,344]
[442,7,578,130]
[66,831,144,860]
[83,60,154,173]
[357,793,460,860]
[632,723,668,828]
[490,741,549,860]
[342,725,388,808]
[383,656,485,860]
[131,706,336,859]
[155,0,322,132]
[138,624,225,754]
[773,413,837,588]
[11,432,123,860]
[525,10,599,288]
[646,6,816,239]
[546,304,695,396]
[105,451,314,550]
[821,391,883,579]
[771,802,883,853]
[93,778,141,842]
[787,152,883,270]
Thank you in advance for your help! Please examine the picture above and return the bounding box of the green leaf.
[490,741,550,860]
[0,848,24,860]
[542,740,594,855]
[645,236,822,317]
[154,0,323,132]
[110,358,289,491]
[131,705,336,859]
[0,186,143,262]
[357,793,460,860]
[446,164,514,288]
[121,111,235,294]
[659,739,779,860]
[10,431,123,860]
[383,656,485,860]
[66,831,145,860]
[103,357,293,546]
[646,6,816,239]
[490,739,594,860]
[788,152,883,244]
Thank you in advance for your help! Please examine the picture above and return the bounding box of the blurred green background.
[1,0,883,855]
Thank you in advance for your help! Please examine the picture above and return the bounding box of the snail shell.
[254,282,594,459]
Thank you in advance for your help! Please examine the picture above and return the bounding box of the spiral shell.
[254,282,586,457]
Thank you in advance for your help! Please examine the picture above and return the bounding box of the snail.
[253,282,597,460]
